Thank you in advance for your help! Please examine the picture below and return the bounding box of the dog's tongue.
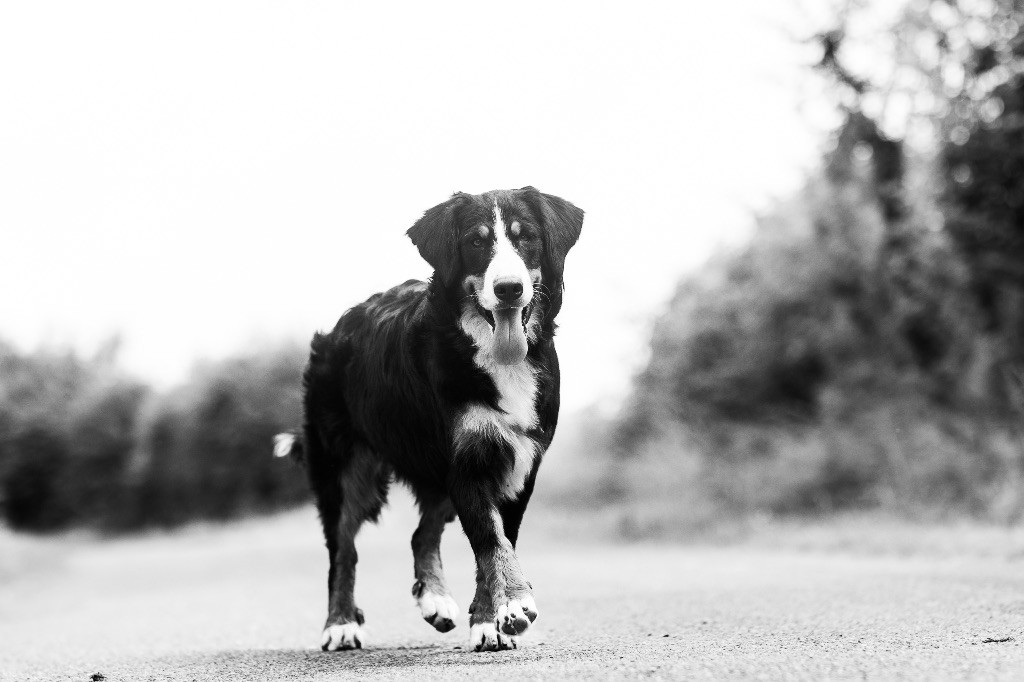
[491,308,528,365]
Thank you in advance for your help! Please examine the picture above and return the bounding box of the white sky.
[0,1,834,412]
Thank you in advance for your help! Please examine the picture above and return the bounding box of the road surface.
[1,495,1023,680]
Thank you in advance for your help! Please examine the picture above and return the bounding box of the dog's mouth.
[475,301,534,365]
[475,301,534,333]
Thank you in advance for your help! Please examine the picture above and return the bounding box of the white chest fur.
[455,305,541,499]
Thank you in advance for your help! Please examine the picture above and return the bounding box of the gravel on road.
[1,496,1023,681]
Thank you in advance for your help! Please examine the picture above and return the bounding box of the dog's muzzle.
[475,301,533,365]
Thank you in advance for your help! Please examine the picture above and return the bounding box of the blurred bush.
[0,340,308,533]
[626,163,976,429]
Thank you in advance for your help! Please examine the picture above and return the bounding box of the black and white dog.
[275,187,583,652]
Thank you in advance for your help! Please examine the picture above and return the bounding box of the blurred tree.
[0,341,145,530]
[608,0,1024,520]
[816,0,1024,395]
[1,425,71,530]
[130,345,308,528]
[0,339,309,533]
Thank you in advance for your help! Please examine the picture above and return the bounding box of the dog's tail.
[273,430,305,465]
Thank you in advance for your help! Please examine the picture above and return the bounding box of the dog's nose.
[493,278,524,303]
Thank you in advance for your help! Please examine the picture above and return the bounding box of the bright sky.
[0,1,833,412]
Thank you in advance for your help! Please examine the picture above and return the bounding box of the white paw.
[273,432,295,458]
[417,590,459,633]
[496,594,538,635]
[321,622,365,651]
[469,622,518,651]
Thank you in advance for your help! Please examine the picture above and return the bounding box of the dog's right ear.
[407,192,470,287]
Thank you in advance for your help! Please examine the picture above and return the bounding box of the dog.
[274,187,583,652]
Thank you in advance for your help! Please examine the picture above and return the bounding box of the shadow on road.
[127,645,546,680]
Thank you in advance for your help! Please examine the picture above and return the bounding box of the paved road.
[1,496,1023,681]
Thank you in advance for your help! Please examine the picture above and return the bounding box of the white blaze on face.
[478,202,533,310]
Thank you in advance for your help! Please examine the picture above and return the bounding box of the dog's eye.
[471,237,485,249]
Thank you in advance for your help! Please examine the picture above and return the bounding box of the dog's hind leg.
[410,495,459,632]
[312,442,390,651]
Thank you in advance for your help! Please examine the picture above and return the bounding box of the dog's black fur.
[280,187,583,652]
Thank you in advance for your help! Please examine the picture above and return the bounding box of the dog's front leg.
[449,482,538,651]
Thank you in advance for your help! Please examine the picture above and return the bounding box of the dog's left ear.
[517,186,584,283]
[407,192,470,287]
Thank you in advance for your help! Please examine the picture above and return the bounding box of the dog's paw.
[469,622,518,651]
[496,595,538,635]
[415,587,459,633]
[321,622,365,651]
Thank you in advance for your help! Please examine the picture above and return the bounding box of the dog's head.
[408,187,583,364]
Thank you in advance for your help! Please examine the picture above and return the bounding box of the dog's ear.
[407,192,470,287]
[517,186,584,283]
